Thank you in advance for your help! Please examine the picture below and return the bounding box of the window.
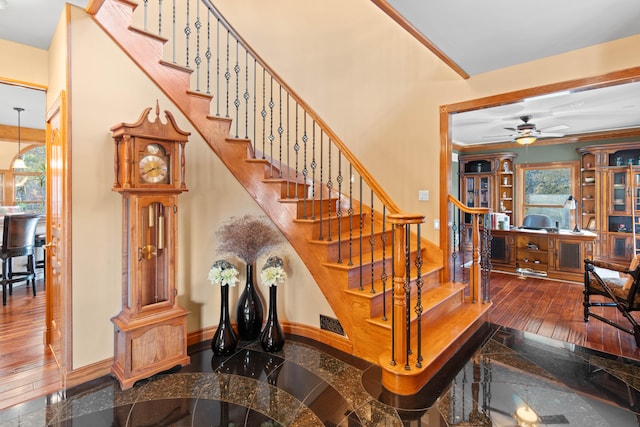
[12,145,46,214]
[517,161,578,229]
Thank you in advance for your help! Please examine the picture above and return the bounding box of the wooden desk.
[490,228,596,282]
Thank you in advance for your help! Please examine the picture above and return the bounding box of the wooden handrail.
[448,194,489,215]
[447,194,487,303]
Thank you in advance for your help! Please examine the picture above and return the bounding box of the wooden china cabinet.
[458,152,516,250]
[578,142,640,263]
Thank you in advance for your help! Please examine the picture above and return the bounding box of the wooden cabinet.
[490,232,514,269]
[515,232,548,275]
[578,143,640,264]
[459,153,516,250]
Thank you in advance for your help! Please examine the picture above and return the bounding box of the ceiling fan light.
[516,136,536,145]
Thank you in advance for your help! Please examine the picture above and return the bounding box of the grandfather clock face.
[137,199,170,308]
[137,143,171,186]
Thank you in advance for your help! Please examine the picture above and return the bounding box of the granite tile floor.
[2,324,640,426]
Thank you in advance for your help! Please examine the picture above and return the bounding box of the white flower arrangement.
[260,256,287,287]
[208,260,239,287]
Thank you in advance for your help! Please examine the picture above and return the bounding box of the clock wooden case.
[110,103,190,390]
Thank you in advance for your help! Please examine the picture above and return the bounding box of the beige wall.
[0,40,48,85]
[215,0,640,242]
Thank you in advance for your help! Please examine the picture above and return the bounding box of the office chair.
[521,214,553,230]
[1,214,41,305]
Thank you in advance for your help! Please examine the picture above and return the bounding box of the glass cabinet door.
[479,176,490,208]
[465,177,475,208]
[610,170,628,213]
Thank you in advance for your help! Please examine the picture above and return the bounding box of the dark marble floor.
[2,323,640,426]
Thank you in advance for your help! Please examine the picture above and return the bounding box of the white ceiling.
[1,0,640,144]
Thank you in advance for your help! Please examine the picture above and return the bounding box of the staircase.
[90,0,491,395]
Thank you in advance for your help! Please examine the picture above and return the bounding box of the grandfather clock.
[110,102,190,389]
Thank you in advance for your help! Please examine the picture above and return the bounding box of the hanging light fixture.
[13,107,26,169]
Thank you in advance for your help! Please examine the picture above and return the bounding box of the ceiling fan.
[505,115,567,145]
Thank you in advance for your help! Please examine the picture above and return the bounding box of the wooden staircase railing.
[448,194,491,304]
[90,0,491,395]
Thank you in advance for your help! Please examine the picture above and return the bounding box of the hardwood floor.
[2,271,640,412]
[0,280,60,411]
[489,271,640,361]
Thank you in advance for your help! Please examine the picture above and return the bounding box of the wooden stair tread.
[379,300,491,375]
[322,245,429,272]
[363,282,465,328]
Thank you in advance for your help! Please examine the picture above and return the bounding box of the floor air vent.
[320,315,345,336]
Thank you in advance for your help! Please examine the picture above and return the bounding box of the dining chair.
[1,214,41,306]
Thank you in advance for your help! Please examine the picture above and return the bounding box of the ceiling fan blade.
[504,127,517,132]
[540,124,570,132]
[538,132,566,137]
[482,134,513,139]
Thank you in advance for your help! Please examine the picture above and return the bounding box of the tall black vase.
[211,285,237,356]
[236,264,264,340]
[260,285,285,352]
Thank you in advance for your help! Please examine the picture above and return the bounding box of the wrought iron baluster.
[358,176,363,291]
[233,40,240,136]
[381,206,388,320]
[318,129,323,239]
[277,86,283,179]
[294,105,300,198]
[348,164,354,266]
[205,11,211,94]
[184,0,191,67]
[268,77,274,178]
[194,1,202,92]
[302,114,309,218]
[215,19,220,115]
[158,0,163,36]
[369,190,375,294]
[311,124,317,220]
[415,223,423,368]
[261,69,267,158]
[143,0,148,31]
[172,0,176,63]
[326,138,333,242]
[252,59,256,157]
[244,51,249,138]
[224,29,230,117]
[336,152,343,263]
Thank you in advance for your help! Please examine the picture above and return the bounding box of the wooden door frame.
[45,90,72,381]
[439,67,640,282]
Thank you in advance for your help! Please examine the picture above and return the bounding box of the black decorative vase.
[236,264,264,340]
[260,285,285,352]
[211,285,237,356]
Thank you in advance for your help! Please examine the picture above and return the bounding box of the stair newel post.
[387,213,425,368]
[470,213,482,303]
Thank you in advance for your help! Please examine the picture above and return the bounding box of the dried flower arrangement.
[261,256,287,287]
[216,215,283,265]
